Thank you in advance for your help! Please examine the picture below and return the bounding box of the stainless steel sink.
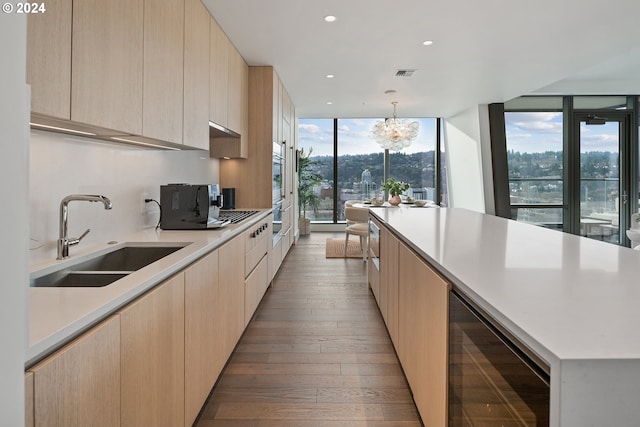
[32,272,130,288]
[31,243,190,288]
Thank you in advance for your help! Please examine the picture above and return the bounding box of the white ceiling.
[203,0,640,119]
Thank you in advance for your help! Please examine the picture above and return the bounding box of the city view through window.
[506,111,622,243]
[298,118,442,222]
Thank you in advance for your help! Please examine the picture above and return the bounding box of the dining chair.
[344,206,370,261]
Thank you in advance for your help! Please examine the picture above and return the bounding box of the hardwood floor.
[195,232,422,427]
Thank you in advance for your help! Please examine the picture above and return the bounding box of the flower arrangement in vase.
[382,178,409,206]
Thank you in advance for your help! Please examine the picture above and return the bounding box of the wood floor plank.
[216,374,411,389]
[194,232,421,426]
[214,402,385,420]
[317,387,414,404]
[224,362,341,375]
[265,352,401,364]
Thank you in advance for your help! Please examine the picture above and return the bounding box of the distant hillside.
[309,151,437,189]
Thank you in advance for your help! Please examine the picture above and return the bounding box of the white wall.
[0,13,28,426]
[30,130,220,264]
[443,105,492,213]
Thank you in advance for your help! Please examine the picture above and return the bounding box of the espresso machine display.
[160,184,228,229]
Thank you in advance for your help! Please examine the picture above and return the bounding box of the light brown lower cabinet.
[28,315,121,427]
[25,226,276,426]
[119,273,185,427]
[398,241,450,427]
[245,255,269,326]
[24,372,34,427]
[218,236,245,362]
[184,250,221,426]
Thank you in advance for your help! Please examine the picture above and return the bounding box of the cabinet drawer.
[245,220,271,277]
[245,255,268,325]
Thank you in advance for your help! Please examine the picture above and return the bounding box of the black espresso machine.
[159,184,229,229]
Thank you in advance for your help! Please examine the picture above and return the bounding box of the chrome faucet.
[57,194,113,260]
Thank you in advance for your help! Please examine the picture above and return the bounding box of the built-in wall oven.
[449,291,550,427]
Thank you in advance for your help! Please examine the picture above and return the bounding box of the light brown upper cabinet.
[210,19,229,129]
[183,0,210,150]
[28,0,220,149]
[220,66,294,207]
[72,0,144,135]
[209,18,249,159]
[27,0,72,119]
[228,48,243,135]
[143,0,185,145]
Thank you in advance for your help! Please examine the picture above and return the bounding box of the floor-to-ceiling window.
[298,117,444,223]
[298,119,334,222]
[505,104,564,229]
[503,95,638,246]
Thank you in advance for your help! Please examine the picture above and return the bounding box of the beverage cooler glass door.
[449,291,550,427]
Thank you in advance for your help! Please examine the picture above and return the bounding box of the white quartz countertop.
[27,210,272,367]
[370,207,640,366]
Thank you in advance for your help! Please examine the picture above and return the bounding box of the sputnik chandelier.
[370,101,419,151]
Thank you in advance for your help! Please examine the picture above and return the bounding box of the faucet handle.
[78,228,91,241]
[69,229,91,247]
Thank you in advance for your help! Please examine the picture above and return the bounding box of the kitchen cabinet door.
[72,0,143,135]
[183,0,210,150]
[30,315,120,427]
[143,0,184,144]
[218,236,245,361]
[26,0,71,119]
[245,255,268,326]
[221,66,287,207]
[210,19,229,128]
[184,250,221,426]
[398,242,449,427]
[120,273,185,427]
[227,47,243,134]
[25,372,34,427]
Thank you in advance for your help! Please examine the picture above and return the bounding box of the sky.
[298,118,436,156]
[505,112,619,153]
[299,114,620,156]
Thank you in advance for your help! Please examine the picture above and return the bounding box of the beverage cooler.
[448,291,550,426]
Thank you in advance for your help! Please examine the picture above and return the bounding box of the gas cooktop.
[218,210,259,224]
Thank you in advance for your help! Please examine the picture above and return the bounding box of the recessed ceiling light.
[326,74,335,79]
[327,101,333,105]
[324,15,336,22]
[422,40,434,46]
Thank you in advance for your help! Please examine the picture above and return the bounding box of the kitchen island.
[370,207,640,427]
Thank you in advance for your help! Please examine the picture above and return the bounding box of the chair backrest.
[345,206,369,223]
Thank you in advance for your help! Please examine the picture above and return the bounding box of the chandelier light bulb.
[370,102,419,151]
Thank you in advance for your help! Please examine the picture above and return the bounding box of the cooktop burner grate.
[218,210,259,224]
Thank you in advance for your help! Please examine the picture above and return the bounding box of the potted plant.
[382,178,409,206]
[297,147,323,235]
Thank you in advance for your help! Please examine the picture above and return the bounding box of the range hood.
[209,121,246,159]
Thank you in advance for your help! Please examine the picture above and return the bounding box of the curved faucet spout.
[57,194,113,260]
[61,194,112,210]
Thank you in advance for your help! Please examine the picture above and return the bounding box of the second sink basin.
[31,243,190,288]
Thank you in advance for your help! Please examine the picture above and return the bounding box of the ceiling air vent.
[395,69,416,77]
